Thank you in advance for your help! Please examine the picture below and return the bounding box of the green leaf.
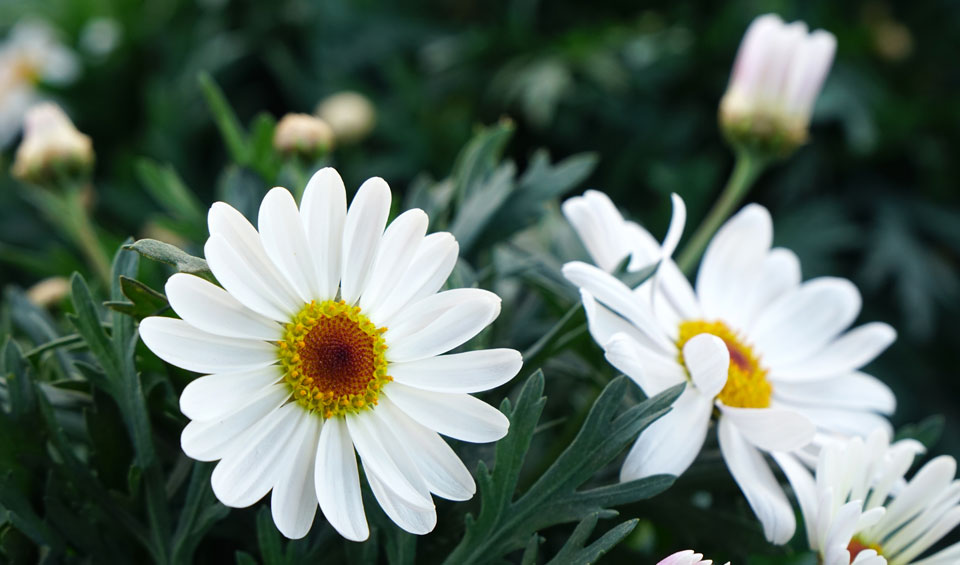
[443,372,681,565]
[545,512,637,565]
[125,239,212,277]
[256,506,284,565]
[451,119,515,208]
[199,71,249,164]
[4,286,75,379]
[135,158,205,224]
[248,112,281,180]
[449,162,517,255]
[104,276,169,320]
[2,338,36,421]
[235,551,259,565]
[520,534,541,565]
[895,415,945,451]
[171,462,229,564]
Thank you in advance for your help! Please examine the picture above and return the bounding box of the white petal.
[365,465,437,535]
[360,209,429,314]
[682,333,729,398]
[300,167,347,300]
[718,416,796,544]
[271,414,320,539]
[734,247,801,332]
[581,291,656,352]
[696,204,772,323]
[562,261,674,353]
[207,203,301,316]
[751,277,861,367]
[561,190,630,273]
[660,193,687,259]
[377,397,475,500]
[773,373,896,415]
[770,452,818,549]
[165,273,281,341]
[873,456,957,540]
[718,405,815,452]
[180,385,290,461]
[204,234,295,321]
[315,416,369,541]
[383,288,494,339]
[344,411,433,509]
[620,386,712,481]
[180,365,283,421]
[771,323,896,381]
[139,317,276,374]
[603,332,686,396]
[258,187,319,303]
[788,404,893,439]
[385,290,500,363]
[340,177,391,304]
[655,259,701,321]
[369,232,458,325]
[211,403,305,508]
[385,383,508,443]
[389,349,521,393]
[890,506,960,564]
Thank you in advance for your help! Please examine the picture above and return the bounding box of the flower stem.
[675,150,767,275]
[63,185,113,286]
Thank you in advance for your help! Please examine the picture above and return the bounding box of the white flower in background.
[0,20,78,146]
[562,203,896,544]
[780,428,960,565]
[13,102,93,184]
[315,91,376,144]
[561,190,686,274]
[79,18,122,58]
[719,14,836,153]
[139,167,522,540]
[273,113,334,159]
[657,549,729,565]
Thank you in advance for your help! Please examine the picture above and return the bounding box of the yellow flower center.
[676,319,772,408]
[11,58,40,84]
[847,537,883,561]
[278,300,391,419]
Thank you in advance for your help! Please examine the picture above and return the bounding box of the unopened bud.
[719,14,836,157]
[13,102,94,185]
[315,91,375,144]
[273,113,334,160]
[25,276,70,308]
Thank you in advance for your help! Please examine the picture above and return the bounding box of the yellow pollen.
[278,300,391,419]
[676,319,772,408]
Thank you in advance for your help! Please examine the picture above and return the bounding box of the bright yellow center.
[847,537,883,561]
[676,319,772,408]
[278,300,390,419]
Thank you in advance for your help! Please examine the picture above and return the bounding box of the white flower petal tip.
[681,333,729,398]
[656,549,729,565]
[135,165,521,541]
[660,193,687,259]
[719,405,815,452]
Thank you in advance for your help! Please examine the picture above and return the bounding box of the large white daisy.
[562,200,896,543]
[780,428,960,565]
[139,167,522,540]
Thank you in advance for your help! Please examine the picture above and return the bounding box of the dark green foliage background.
[1,0,959,563]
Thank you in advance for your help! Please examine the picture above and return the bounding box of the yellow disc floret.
[278,300,390,419]
[676,319,772,408]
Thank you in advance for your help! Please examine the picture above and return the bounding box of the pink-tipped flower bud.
[719,14,836,157]
[273,113,334,160]
[12,102,93,185]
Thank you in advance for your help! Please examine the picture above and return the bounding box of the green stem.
[675,151,767,275]
[63,186,113,287]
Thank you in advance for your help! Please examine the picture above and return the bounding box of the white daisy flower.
[780,429,960,565]
[0,19,79,146]
[657,549,730,565]
[139,167,522,541]
[562,203,896,544]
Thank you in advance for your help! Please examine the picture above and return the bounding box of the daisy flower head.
[0,19,78,146]
[562,203,896,544]
[139,168,523,540]
[781,429,960,565]
[657,549,729,565]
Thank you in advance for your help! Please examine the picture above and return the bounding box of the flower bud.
[26,276,70,308]
[719,14,836,157]
[12,102,94,185]
[273,113,334,160]
[315,91,375,144]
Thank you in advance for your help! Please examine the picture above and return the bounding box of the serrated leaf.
[104,276,169,320]
[545,512,637,565]
[451,119,515,208]
[125,239,211,277]
[449,161,518,255]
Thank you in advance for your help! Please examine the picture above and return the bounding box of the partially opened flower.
[780,429,960,565]
[657,549,729,565]
[13,102,93,184]
[0,19,78,146]
[562,203,896,544]
[139,167,522,540]
[719,14,836,156]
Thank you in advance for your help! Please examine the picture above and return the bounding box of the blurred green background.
[1,0,959,562]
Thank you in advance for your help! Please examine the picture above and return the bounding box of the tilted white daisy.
[562,202,896,544]
[139,167,522,541]
[656,549,730,565]
[780,429,960,565]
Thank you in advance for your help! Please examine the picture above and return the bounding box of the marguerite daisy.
[779,429,960,565]
[139,167,522,540]
[562,201,896,544]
